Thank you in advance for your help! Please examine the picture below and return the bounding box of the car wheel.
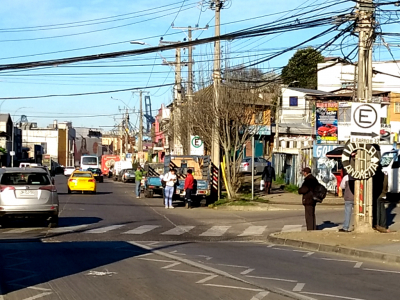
[92,190,97,194]
[68,188,71,194]
[48,216,59,228]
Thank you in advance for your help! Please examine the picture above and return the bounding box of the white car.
[64,167,75,177]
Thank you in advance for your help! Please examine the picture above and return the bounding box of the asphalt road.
[0,175,398,300]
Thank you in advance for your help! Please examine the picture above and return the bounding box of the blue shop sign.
[313,145,339,158]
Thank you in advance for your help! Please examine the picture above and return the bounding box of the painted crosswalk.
[124,225,160,235]
[0,224,341,237]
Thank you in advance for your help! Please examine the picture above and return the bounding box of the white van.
[380,149,400,193]
[112,161,133,181]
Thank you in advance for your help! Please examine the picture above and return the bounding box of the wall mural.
[315,157,337,192]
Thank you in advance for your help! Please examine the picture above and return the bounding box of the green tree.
[281,48,324,89]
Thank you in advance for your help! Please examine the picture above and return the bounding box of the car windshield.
[82,157,97,165]
[1,173,50,185]
[126,169,135,174]
[72,173,93,178]
[381,152,397,167]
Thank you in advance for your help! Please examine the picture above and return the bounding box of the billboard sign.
[338,102,351,141]
[315,102,338,144]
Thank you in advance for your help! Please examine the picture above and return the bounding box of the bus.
[80,155,100,171]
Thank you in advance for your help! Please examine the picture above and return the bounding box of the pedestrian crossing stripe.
[0,224,340,236]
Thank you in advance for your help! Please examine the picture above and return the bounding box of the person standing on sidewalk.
[163,168,177,209]
[339,172,355,232]
[134,166,145,198]
[298,167,319,231]
[261,161,276,194]
[373,165,390,233]
[184,169,194,209]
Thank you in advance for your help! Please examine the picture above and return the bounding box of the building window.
[395,102,400,114]
[289,96,298,107]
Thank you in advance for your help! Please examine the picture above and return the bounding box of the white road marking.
[129,241,248,284]
[200,226,231,236]
[147,241,160,246]
[293,283,305,292]
[241,269,254,275]
[238,226,267,236]
[271,247,291,251]
[86,270,117,276]
[246,275,297,283]
[22,292,53,300]
[123,225,160,234]
[251,291,270,300]
[28,287,52,292]
[196,274,219,284]
[46,224,88,233]
[204,284,264,292]
[218,263,248,268]
[301,291,366,300]
[292,250,314,257]
[85,225,124,233]
[281,225,303,232]
[4,228,42,233]
[354,262,363,268]
[278,289,318,300]
[198,255,213,260]
[363,268,400,274]
[267,244,275,248]
[168,269,212,276]
[161,226,194,235]
[161,262,181,269]
[320,258,362,268]
[169,250,186,256]
[138,258,174,263]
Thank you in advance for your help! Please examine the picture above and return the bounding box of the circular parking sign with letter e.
[191,136,203,148]
[353,104,378,129]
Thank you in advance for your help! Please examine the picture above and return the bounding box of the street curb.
[211,205,302,211]
[267,233,400,264]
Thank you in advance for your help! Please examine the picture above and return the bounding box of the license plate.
[19,190,34,196]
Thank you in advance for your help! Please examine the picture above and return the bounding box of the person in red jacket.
[184,169,194,209]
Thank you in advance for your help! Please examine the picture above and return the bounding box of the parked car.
[87,168,104,183]
[118,168,135,183]
[239,157,269,174]
[67,171,96,194]
[143,176,164,198]
[64,167,75,177]
[0,167,59,227]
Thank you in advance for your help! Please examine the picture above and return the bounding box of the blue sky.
[0,0,397,131]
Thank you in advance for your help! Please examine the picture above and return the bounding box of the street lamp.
[11,107,29,167]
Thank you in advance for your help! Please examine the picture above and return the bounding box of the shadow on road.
[0,240,189,295]
[317,221,339,230]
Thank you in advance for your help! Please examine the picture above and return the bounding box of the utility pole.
[139,90,143,153]
[172,25,208,153]
[210,0,226,199]
[353,0,375,232]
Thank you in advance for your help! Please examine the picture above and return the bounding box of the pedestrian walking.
[373,165,390,233]
[339,172,355,232]
[261,161,276,194]
[184,169,194,209]
[163,168,177,209]
[298,167,319,231]
[134,166,145,198]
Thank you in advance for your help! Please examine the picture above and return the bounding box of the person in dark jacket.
[298,167,320,230]
[373,165,390,233]
[261,161,276,194]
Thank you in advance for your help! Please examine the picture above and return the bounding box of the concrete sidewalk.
[259,189,343,206]
[268,228,400,265]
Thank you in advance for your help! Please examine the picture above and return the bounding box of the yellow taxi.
[67,171,96,194]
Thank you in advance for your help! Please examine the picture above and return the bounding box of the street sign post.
[350,103,380,144]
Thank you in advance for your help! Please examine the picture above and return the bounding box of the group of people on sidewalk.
[134,166,195,209]
[298,162,391,233]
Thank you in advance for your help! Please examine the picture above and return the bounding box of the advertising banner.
[380,123,391,143]
[313,145,339,158]
[315,102,338,144]
[338,102,352,141]
[74,136,102,164]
